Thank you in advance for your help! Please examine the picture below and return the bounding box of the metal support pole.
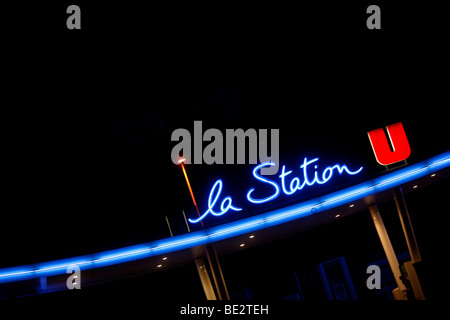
[165,215,173,237]
[369,204,407,295]
[393,187,421,263]
[393,187,425,299]
[205,246,230,300]
[195,258,217,300]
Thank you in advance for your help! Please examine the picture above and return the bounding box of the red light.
[368,122,411,166]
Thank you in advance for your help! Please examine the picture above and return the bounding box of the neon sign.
[188,180,242,224]
[0,152,448,284]
[368,122,411,166]
[189,157,364,224]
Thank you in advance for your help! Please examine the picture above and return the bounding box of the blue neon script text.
[188,180,243,224]
[188,157,363,224]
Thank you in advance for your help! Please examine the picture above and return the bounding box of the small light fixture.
[335,214,341,218]
[249,235,255,239]
[162,257,168,261]
[240,243,245,247]
[431,173,436,177]
[413,185,418,189]
[157,264,162,268]
[349,204,355,208]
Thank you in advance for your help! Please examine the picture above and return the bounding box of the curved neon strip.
[0,151,449,284]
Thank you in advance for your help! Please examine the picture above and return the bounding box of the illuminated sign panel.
[189,157,364,224]
[368,122,411,166]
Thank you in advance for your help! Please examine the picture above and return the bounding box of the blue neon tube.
[0,151,448,284]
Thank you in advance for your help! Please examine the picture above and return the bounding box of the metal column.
[393,187,425,299]
[195,258,217,300]
[205,246,230,300]
[393,187,421,263]
[369,204,407,297]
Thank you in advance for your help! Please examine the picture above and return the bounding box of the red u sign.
[368,122,411,166]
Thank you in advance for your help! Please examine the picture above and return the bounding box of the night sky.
[1,2,448,310]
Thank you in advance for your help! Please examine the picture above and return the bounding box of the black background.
[1,0,449,314]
